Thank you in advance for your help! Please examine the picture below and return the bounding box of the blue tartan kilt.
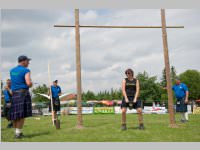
[10,89,32,120]
[176,97,187,112]
[49,97,61,112]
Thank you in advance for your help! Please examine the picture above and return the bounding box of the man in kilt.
[3,79,13,128]
[172,78,189,123]
[48,80,61,124]
[10,55,33,138]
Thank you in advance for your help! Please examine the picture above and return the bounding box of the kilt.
[121,96,142,109]
[10,89,32,120]
[176,97,187,112]
[49,97,60,112]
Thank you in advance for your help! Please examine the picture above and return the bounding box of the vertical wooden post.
[75,9,83,128]
[0,77,2,104]
[48,62,55,126]
[161,9,176,127]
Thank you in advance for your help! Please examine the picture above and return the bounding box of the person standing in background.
[172,78,189,123]
[48,80,62,124]
[3,79,13,128]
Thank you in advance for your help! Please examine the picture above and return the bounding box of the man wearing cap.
[3,79,13,128]
[48,80,62,124]
[10,55,33,138]
[172,78,189,123]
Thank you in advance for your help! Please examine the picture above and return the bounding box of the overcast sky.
[0,9,200,93]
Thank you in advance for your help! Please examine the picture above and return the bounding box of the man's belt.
[13,89,28,93]
[177,97,185,101]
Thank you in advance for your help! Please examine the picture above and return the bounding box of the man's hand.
[6,102,11,108]
[133,99,137,103]
[185,99,188,104]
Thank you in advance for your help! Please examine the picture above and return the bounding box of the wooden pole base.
[76,124,84,129]
[168,124,178,128]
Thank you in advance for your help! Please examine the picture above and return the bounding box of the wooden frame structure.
[54,9,184,128]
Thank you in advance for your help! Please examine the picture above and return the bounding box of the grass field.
[1,114,200,142]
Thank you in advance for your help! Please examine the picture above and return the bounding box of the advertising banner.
[94,107,115,114]
[68,107,93,114]
[143,106,167,114]
[193,107,200,114]
[114,106,137,114]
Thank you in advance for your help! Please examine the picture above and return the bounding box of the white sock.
[15,128,22,135]
[181,113,185,120]
[184,112,189,121]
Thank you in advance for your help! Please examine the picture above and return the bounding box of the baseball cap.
[18,55,31,63]
[54,80,58,83]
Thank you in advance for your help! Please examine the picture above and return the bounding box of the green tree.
[179,70,200,100]
[171,66,177,85]
[160,66,177,103]
[32,84,49,102]
[161,66,177,87]
[136,71,161,102]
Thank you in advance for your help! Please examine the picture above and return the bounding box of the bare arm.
[58,86,62,96]
[48,88,50,96]
[25,72,33,87]
[185,91,189,103]
[122,79,129,103]
[133,79,140,103]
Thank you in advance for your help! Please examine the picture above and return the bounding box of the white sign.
[187,105,192,114]
[68,107,93,114]
[114,106,137,114]
[143,106,167,114]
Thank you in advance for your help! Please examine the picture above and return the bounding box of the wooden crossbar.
[54,25,184,28]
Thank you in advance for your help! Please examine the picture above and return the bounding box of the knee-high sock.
[181,113,185,120]
[184,112,189,120]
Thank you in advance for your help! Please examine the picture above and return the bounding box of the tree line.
[27,67,200,103]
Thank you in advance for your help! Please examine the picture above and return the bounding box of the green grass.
[1,114,200,142]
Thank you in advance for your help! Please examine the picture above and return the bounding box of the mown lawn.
[1,114,200,142]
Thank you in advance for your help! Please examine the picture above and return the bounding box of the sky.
[0,9,200,94]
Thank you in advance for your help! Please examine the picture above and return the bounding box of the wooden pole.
[75,9,83,128]
[48,62,55,126]
[161,9,176,127]
[0,74,2,104]
[54,25,184,29]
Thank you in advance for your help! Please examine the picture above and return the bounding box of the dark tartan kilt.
[3,103,11,120]
[49,97,61,112]
[176,97,187,112]
[10,89,32,120]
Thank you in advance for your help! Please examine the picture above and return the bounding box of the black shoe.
[20,133,25,137]
[138,124,145,130]
[121,124,127,131]
[14,133,24,139]
[181,119,186,123]
[15,134,22,139]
